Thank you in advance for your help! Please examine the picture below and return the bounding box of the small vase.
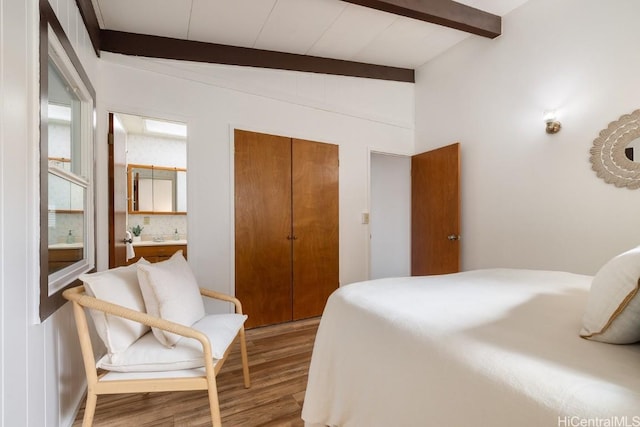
[133,235,141,243]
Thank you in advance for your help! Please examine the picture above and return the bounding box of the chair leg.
[239,327,251,388]
[207,379,223,427]
[82,392,97,427]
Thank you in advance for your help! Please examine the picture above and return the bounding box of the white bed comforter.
[302,269,640,427]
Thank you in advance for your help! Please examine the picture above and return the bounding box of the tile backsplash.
[49,212,83,244]
[128,214,187,241]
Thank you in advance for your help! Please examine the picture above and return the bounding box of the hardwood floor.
[72,317,320,427]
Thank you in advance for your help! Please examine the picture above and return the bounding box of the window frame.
[39,1,96,321]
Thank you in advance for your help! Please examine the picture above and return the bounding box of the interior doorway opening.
[369,152,411,279]
[108,112,188,267]
[370,143,461,279]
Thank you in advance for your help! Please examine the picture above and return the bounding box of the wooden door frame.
[108,112,119,268]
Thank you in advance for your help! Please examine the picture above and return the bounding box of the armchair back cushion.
[137,250,206,347]
[80,258,150,360]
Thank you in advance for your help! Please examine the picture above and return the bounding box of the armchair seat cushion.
[97,313,248,372]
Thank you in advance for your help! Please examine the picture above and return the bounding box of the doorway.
[370,152,411,279]
[108,112,188,267]
[369,143,461,278]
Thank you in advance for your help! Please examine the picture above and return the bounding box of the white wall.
[415,0,640,275]
[0,0,98,426]
[96,55,415,296]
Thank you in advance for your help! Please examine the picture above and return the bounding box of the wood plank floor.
[72,317,320,427]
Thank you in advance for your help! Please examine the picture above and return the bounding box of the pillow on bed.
[137,250,206,347]
[580,245,640,344]
[80,258,150,358]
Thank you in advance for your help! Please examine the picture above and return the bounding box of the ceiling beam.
[74,0,101,56]
[341,0,501,38]
[100,30,415,83]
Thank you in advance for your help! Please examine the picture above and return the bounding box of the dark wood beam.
[100,30,414,83]
[341,0,501,39]
[74,0,101,56]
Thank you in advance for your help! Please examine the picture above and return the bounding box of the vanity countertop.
[133,239,187,247]
[49,242,84,249]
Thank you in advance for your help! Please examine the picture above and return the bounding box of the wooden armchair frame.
[63,285,251,427]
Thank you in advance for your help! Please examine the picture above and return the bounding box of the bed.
[302,268,640,427]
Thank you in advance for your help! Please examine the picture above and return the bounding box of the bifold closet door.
[292,139,339,320]
[234,130,293,328]
[235,130,339,328]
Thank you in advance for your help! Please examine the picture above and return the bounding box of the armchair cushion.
[137,251,206,347]
[80,258,151,358]
[96,313,248,372]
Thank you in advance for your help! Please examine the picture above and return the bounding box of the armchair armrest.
[63,286,213,359]
[199,288,244,315]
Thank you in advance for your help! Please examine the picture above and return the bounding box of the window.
[40,3,96,320]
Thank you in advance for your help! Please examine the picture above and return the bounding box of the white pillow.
[96,313,247,372]
[80,258,150,359]
[136,250,206,347]
[580,245,640,344]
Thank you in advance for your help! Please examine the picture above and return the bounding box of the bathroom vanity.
[127,240,187,264]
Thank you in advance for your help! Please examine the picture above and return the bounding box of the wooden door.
[411,143,460,275]
[292,139,339,320]
[235,130,293,328]
[108,113,128,268]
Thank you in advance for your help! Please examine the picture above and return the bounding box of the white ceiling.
[91,0,528,70]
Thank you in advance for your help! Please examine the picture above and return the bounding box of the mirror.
[590,109,640,189]
[624,136,640,161]
[128,164,187,214]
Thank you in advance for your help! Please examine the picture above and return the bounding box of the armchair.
[63,259,250,427]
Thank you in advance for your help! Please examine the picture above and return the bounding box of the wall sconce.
[543,110,561,134]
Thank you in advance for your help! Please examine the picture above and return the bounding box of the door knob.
[447,234,460,241]
[123,237,133,244]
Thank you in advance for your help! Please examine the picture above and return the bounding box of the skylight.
[48,103,71,122]
[143,118,187,138]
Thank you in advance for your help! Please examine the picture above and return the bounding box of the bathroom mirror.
[623,136,640,162]
[128,164,187,214]
[590,109,640,189]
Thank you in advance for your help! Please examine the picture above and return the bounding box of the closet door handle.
[287,235,298,240]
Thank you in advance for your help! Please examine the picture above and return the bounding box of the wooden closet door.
[235,130,293,328]
[292,139,339,320]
